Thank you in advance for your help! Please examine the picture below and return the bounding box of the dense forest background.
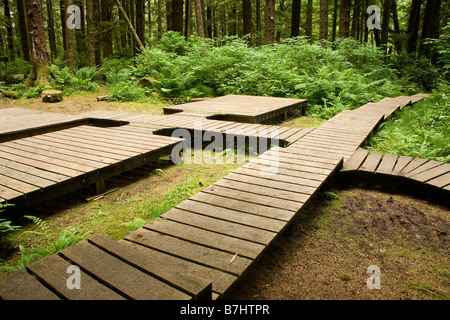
[0,0,449,118]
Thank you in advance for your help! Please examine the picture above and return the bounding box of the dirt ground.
[228,185,449,300]
[1,94,449,300]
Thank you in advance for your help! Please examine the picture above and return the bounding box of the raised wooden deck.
[162,94,308,123]
[0,93,436,300]
[0,109,182,210]
[340,148,450,205]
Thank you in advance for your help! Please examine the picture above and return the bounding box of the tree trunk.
[184,0,190,39]
[3,0,15,60]
[419,0,441,58]
[86,0,96,66]
[256,0,261,33]
[171,0,183,32]
[64,0,76,69]
[331,0,338,43]
[194,0,205,38]
[114,0,145,51]
[319,0,328,41]
[101,0,113,57]
[166,0,172,31]
[339,0,351,38]
[391,0,401,52]
[24,0,51,86]
[290,0,301,38]
[242,0,252,36]
[200,0,208,37]
[350,0,360,38]
[16,0,30,61]
[406,0,421,54]
[264,0,275,44]
[380,0,391,48]
[135,0,145,46]
[157,0,162,40]
[306,0,313,41]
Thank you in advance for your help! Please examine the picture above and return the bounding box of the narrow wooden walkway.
[0,93,433,300]
[340,147,450,205]
[79,110,313,145]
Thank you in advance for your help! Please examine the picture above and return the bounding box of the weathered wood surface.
[162,94,308,123]
[0,93,435,300]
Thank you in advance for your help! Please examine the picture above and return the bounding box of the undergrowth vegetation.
[3,33,449,119]
[369,84,450,162]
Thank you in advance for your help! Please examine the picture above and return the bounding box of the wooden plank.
[216,178,309,203]
[164,208,278,246]
[257,152,337,170]
[59,240,191,300]
[341,148,369,172]
[0,166,54,188]
[190,191,295,222]
[245,161,329,180]
[201,184,302,212]
[404,160,443,178]
[160,209,275,249]
[376,153,398,175]
[234,167,322,190]
[359,151,383,173]
[225,171,315,196]
[0,146,91,175]
[126,227,252,276]
[0,183,24,200]
[4,141,108,169]
[27,135,129,161]
[176,199,286,233]
[426,171,450,189]
[88,234,213,299]
[0,174,40,194]
[27,254,125,300]
[398,157,429,176]
[392,155,414,175]
[409,163,450,183]
[0,270,60,300]
[14,138,118,165]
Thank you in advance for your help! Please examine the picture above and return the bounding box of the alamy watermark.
[66,5,82,30]
[66,265,81,289]
[367,5,381,31]
[366,265,381,290]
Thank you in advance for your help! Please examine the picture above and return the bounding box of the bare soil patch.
[228,186,449,300]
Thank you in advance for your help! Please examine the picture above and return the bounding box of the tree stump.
[41,90,63,103]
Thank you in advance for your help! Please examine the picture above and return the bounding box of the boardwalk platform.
[0,109,182,210]
[162,95,308,123]
[340,148,450,205]
[79,109,314,145]
[0,93,434,300]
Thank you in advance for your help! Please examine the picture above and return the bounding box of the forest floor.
[0,92,448,300]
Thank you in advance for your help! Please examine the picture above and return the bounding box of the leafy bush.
[49,65,100,94]
[0,58,30,84]
[132,34,420,118]
[107,80,152,102]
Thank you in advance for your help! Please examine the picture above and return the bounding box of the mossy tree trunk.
[24,0,51,87]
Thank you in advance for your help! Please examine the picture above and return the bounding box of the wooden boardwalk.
[162,94,308,123]
[79,109,313,145]
[0,109,182,210]
[0,93,435,300]
[340,148,450,205]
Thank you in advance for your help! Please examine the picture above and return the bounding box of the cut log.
[41,89,63,103]
[97,95,109,102]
